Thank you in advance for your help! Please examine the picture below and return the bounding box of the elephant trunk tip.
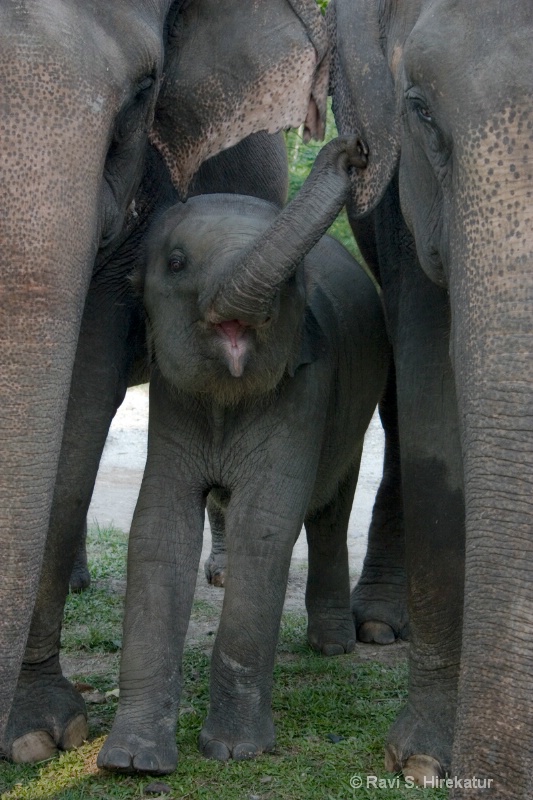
[358,137,369,161]
[343,136,368,171]
[315,134,369,171]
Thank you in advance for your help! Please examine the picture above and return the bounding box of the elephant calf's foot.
[69,564,91,592]
[351,569,409,644]
[199,714,275,762]
[307,610,356,656]
[204,551,227,587]
[98,716,178,775]
[385,701,452,785]
[5,657,87,763]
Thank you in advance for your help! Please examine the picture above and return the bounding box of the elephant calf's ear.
[288,301,328,377]
[129,266,145,297]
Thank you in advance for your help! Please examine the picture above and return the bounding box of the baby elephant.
[98,137,389,774]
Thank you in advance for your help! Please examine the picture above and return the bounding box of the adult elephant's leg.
[6,279,143,762]
[0,213,95,755]
[0,57,114,753]
[378,187,464,782]
[305,464,358,656]
[352,361,408,644]
[347,211,407,644]
[449,134,533,799]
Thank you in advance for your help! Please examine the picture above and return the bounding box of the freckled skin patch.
[151,0,328,196]
[0,55,119,519]
[451,104,533,476]
[0,2,163,497]
[152,47,317,194]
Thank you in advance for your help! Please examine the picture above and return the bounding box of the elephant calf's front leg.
[98,476,205,775]
[199,495,300,761]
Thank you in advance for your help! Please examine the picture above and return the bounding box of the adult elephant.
[0,0,328,761]
[328,0,533,797]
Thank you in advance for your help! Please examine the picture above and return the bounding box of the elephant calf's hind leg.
[305,468,357,656]
[204,492,228,587]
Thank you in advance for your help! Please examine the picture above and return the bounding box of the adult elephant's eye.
[168,249,187,273]
[416,104,433,123]
[406,90,433,124]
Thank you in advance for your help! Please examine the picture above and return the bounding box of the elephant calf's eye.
[168,250,187,273]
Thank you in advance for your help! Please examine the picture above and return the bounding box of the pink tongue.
[218,320,246,347]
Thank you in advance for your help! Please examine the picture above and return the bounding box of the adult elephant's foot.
[199,713,275,761]
[384,700,452,785]
[4,655,88,762]
[351,566,409,644]
[307,609,356,656]
[204,550,227,587]
[97,714,178,774]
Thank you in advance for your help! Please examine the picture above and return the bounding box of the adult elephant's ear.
[286,0,330,142]
[327,0,400,217]
[152,0,329,197]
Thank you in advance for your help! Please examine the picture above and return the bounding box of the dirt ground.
[61,385,407,679]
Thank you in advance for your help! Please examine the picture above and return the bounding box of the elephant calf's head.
[138,195,307,406]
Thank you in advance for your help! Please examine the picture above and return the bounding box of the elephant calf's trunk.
[204,136,367,324]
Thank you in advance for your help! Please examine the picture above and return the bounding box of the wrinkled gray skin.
[68,129,290,594]
[329,0,533,795]
[0,0,329,763]
[98,137,389,774]
[206,356,407,645]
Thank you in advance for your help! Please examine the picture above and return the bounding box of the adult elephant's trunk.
[0,55,114,747]
[449,136,533,796]
[205,136,366,325]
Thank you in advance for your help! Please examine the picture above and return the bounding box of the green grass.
[0,525,446,800]
[61,525,127,655]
